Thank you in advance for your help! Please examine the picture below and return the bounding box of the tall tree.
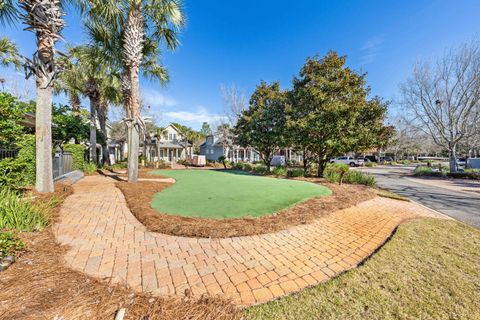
[200,122,212,136]
[401,42,480,172]
[234,81,287,171]
[57,45,121,164]
[80,0,185,182]
[1,0,65,193]
[290,52,390,176]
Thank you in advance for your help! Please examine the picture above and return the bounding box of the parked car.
[456,158,466,167]
[364,155,378,162]
[379,156,394,163]
[270,155,286,167]
[330,156,364,167]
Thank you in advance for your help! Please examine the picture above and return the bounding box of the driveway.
[359,166,480,229]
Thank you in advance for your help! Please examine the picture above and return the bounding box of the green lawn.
[149,169,331,219]
[245,219,480,320]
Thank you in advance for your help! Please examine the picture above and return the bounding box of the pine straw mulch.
[0,184,241,320]
[116,178,377,238]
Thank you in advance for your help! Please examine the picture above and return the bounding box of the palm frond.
[0,0,19,26]
[0,37,23,69]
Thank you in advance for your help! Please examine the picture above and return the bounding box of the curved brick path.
[53,175,442,306]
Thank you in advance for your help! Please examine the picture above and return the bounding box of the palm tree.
[56,45,122,164]
[0,37,22,69]
[79,0,184,182]
[0,0,65,193]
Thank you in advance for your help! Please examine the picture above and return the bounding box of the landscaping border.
[116,177,376,238]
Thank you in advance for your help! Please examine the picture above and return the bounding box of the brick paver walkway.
[53,175,442,306]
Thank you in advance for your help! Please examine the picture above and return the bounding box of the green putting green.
[149,169,331,219]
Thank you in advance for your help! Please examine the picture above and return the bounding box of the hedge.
[63,144,85,170]
[0,134,35,188]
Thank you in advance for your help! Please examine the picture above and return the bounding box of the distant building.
[142,123,193,163]
[199,132,302,163]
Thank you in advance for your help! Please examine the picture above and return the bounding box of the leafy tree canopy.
[234,81,288,168]
[289,52,391,175]
[0,91,34,149]
[52,104,90,146]
[200,122,212,136]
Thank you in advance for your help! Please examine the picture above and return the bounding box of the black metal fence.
[0,149,18,160]
[53,152,74,179]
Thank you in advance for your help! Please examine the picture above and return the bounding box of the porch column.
[250,148,254,162]
[166,148,170,162]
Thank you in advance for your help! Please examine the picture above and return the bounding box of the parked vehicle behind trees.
[330,156,364,167]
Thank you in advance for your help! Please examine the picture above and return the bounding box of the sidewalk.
[53,175,444,306]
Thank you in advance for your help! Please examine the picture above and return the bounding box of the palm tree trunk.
[35,76,54,193]
[89,94,99,164]
[97,104,109,165]
[124,5,145,183]
[127,65,141,182]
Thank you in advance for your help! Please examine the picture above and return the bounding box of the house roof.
[146,141,191,148]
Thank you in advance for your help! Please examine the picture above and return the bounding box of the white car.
[330,156,364,167]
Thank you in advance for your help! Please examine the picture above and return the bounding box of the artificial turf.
[149,169,331,219]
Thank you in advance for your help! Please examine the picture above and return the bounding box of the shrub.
[177,159,192,167]
[253,165,268,175]
[82,162,97,175]
[63,144,85,170]
[272,166,288,176]
[0,134,35,188]
[287,168,304,178]
[0,232,25,257]
[323,163,349,184]
[344,170,376,186]
[0,187,48,231]
[243,163,253,172]
[413,166,444,177]
[448,171,480,180]
[233,162,244,170]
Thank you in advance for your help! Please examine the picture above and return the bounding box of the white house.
[142,123,193,163]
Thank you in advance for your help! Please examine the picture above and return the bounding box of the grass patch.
[245,219,480,320]
[0,187,49,231]
[149,170,331,219]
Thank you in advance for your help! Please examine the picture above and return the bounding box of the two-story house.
[142,123,193,163]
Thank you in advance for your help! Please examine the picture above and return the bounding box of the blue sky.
[2,0,480,129]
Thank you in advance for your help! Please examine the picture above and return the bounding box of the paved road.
[359,166,480,229]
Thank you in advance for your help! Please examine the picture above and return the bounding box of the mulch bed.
[116,178,376,238]
[0,183,241,320]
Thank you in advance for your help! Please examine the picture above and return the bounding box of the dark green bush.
[272,166,288,176]
[448,171,480,180]
[63,144,85,170]
[287,168,304,178]
[323,163,349,184]
[413,166,444,177]
[344,170,376,186]
[253,165,268,175]
[233,162,244,170]
[324,163,375,186]
[0,134,35,188]
[243,163,253,172]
